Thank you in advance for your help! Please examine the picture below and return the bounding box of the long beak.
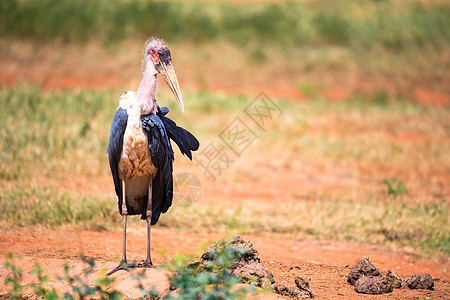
[158,61,184,112]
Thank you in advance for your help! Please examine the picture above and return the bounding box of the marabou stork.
[106,38,199,275]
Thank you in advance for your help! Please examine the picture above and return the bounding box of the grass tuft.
[0,184,116,230]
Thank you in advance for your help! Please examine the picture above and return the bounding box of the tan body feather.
[117,91,158,207]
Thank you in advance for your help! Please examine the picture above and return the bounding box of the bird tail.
[158,106,199,160]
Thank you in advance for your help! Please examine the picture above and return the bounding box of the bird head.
[145,38,184,112]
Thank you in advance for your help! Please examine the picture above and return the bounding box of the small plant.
[373,90,389,107]
[383,178,408,198]
[3,253,24,299]
[164,240,255,299]
[58,254,122,300]
[30,263,58,300]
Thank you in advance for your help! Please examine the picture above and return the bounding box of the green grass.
[0,87,115,179]
[1,0,448,51]
[0,184,117,230]
[160,197,449,256]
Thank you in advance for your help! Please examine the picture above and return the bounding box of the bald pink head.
[142,38,184,112]
[144,39,171,69]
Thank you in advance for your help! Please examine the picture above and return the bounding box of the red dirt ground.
[2,72,448,106]
[0,226,449,299]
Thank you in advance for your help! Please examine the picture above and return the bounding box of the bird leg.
[138,176,154,268]
[107,179,129,276]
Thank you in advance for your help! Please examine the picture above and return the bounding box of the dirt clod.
[291,286,314,299]
[227,235,261,264]
[198,236,274,288]
[201,235,260,265]
[386,269,404,289]
[354,275,394,294]
[347,258,380,285]
[273,276,313,299]
[274,282,292,297]
[232,262,274,287]
[295,276,311,290]
[274,282,313,299]
[406,273,434,290]
[294,276,313,298]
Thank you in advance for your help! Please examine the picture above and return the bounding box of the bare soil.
[0,226,449,299]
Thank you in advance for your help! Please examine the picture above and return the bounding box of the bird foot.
[138,260,154,268]
[106,260,129,276]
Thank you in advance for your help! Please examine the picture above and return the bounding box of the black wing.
[141,113,174,225]
[107,107,128,204]
[157,106,200,160]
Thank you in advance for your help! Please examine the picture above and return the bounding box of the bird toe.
[138,261,154,268]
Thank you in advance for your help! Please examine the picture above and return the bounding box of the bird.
[106,38,199,275]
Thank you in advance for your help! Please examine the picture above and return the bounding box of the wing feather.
[158,106,199,160]
[141,113,174,225]
[107,108,128,213]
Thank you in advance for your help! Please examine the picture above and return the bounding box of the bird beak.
[157,61,185,112]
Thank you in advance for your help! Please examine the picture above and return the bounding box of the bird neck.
[137,63,158,115]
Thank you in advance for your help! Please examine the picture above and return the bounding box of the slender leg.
[107,179,128,276]
[139,176,154,268]
[120,180,128,263]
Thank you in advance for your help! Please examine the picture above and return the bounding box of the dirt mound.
[233,262,274,287]
[198,235,274,287]
[347,258,380,285]
[348,258,396,295]
[386,269,404,289]
[348,258,436,296]
[202,235,261,265]
[407,273,434,290]
[197,236,313,298]
[354,275,394,294]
